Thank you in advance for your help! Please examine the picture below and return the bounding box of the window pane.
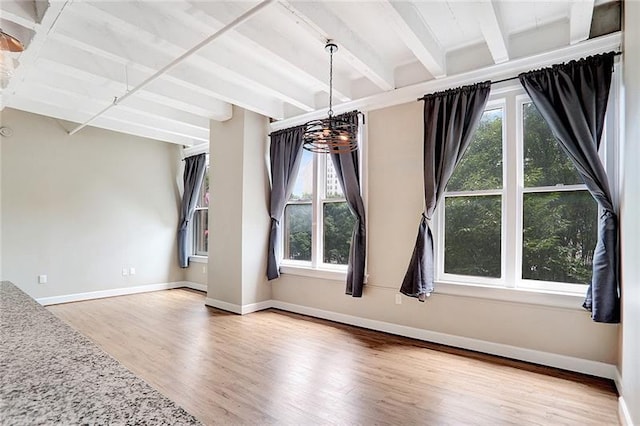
[444,195,501,278]
[290,150,313,201]
[522,191,597,284]
[194,209,208,255]
[197,169,209,208]
[447,109,503,192]
[325,158,344,199]
[284,203,312,261]
[323,202,355,265]
[523,102,583,187]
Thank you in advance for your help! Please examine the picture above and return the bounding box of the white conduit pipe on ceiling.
[68,0,276,136]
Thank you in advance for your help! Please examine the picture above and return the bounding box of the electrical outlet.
[395,294,402,305]
[38,275,47,284]
[202,266,207,274]
[122,268,129,276]
[129,267,136,275]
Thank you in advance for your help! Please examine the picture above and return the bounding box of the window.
[282,150,357,271]
[193,166,209,256]
[519,101,598,292]
[437,89,610,294]
[443,108,504,280]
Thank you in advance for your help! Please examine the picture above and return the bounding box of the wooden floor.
[48,289,618,425]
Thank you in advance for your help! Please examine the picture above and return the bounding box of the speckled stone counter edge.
[0,281,201,426]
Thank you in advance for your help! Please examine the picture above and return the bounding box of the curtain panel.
[519,52,619,323]
[400,82,491,300]
[177,153,207,268]
[331,111,366,297]
[267,126,305,280]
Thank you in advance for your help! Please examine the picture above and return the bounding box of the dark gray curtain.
[331,111,366,297]
[400,82,491,300]
[519,52,619,323]
[267,126,305,280]
[178,153,207,268]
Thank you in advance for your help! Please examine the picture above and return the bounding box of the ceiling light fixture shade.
[0,29,24,52]
[303,41,358,154]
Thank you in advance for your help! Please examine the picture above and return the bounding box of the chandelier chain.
[328,43,333,117]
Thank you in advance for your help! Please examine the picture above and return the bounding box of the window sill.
[279,264,348,282]
[189,255,208,264]
[434,280,587,311]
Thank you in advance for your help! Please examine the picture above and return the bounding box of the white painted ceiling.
[0,0,619,146]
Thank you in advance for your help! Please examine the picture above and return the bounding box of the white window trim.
[434,79,619,301]
[189,255,208,264]
[280,114,368,280]
[189,155,209,261]
[436,98,507,288]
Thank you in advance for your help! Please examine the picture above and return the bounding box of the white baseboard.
[270,300,617,380]
[615,368,623,397]
[182,282,207,292]
[205,297,242,314]
[619,396,634,426]
[205,297,272,315]
[36,282,188,306]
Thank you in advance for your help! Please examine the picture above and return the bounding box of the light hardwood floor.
[48,289,618,425]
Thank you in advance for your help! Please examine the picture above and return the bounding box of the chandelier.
[0,29,24,52]
[303,41,358,154]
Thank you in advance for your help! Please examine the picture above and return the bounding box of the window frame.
[191,157,210,258]
[435,82,618,297]
[436,100,507,287]
[279,119,366,279]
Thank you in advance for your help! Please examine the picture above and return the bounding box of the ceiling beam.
[279,0,395,91]
[378,1,446,78]
[0,0,69,110]
[0,0,39,29]
[270,32,622,131]
[71,2,316,112]
[48,16,284,119]
[19,82,209,142]
[476,0,510,64]
[165,1,351,102]
[570,0,595,45]
[35,50,231,120]
[9,95,201,146]
[25,71,209,139]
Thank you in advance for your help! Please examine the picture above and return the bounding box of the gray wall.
[273,100,619,365]
[620,1,640,422]
[184,261,207,285]
[1,109,184,298]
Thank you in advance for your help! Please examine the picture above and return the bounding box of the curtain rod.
[417,50,622,102]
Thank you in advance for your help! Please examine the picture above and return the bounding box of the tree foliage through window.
[443,103,597,285]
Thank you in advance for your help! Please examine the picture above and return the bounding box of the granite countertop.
[0,281,201,425]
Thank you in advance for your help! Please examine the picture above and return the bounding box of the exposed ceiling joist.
[280,1,395,91]
[19,82,209,142]
[181,1,351,102]
[9,95,201,145]
[1,0,69,109]
[1,0,616,144]
[37,53,232,121]
[27,71,209,137]
[48,23,283,119]
[476,0,510,64]
[570,0,596,44]
[0,0,38,29]
[72,2,315,113]
[379,1,446,78]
